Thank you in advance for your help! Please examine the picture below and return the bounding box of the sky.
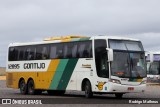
[0,0,160,67]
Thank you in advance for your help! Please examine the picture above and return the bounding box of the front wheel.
[85,81,93,98]
[115,93,123,98]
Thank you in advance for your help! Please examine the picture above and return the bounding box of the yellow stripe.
[45,59,60,89]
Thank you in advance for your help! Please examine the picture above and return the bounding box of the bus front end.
[146,53,160,83]
[108,39,147,94]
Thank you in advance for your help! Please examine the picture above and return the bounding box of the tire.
[28,79,35,95]
[115,93,123,98]
[19,79,27,95]
[85,81,93,98]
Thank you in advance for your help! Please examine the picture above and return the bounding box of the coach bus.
[6,35,147,98]
[146,52,160,83]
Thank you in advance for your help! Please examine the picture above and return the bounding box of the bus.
[6,35,147,98]
[146,52,160,83]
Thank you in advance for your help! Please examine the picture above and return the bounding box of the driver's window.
[95,39,109,78]
[99,53,109,78]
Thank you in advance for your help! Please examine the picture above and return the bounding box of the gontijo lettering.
[24,63,45,69]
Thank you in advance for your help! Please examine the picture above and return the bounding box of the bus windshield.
[109,40,146,78]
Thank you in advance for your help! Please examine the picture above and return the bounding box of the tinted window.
[36,45,49,60]
[50,44,63,59]
[9,47,18,61]
[77,41,92,58]
[24,46,36,60]
[64,43,78,58]
[18,47,25,60]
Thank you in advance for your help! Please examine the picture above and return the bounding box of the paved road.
[0,80,159,107]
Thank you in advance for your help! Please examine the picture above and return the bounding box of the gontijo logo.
[96,82,106,90]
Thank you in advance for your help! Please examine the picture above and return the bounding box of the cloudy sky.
[0,0,160,67]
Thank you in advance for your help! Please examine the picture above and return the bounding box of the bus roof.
[94,36,140,41]
[9,35,140,47]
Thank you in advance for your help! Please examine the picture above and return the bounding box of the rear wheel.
[19,79,27,95]
[28,79,35,95]
[85,81,93,98]
[115,93,123,98]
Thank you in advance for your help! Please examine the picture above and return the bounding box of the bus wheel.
[115,93,123,98]
[19,79,27,95]
[85,81,93,98]
[28,79,35,95]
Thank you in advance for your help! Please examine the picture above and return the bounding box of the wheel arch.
[27,77,34,85]
[81,78,92,91]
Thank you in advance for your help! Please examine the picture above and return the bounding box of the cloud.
[0,0,160,66]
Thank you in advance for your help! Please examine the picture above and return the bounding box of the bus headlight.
[109,79,121,84]
[140,80,147,85]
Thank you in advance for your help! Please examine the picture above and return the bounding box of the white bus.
[6,35,147,98]
[146,52,160,83]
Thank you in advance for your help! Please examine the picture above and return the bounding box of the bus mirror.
[106,48,113,62]
[150,53,154,63]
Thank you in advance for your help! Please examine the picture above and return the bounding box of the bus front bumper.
[108,83,146,93]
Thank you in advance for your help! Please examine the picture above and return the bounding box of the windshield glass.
[111,52,146,78]
[130,53,146,78]
[109,40,143,51]
[111,52,130,77]
[147,62,160,75]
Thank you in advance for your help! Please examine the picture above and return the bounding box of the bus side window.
[64,43,72,58]
[50,44,63,59]
[77,41,92,58]
[64,42,77,58]
[56,44,63,58]
[77,42,86,58]
[9,47,18,61]
[36,45,49,60]
[84,41,92,58]
[72,43,77,58]
[42,46,49,59]
[50,45,57,59]
[25,46,36,60]
[18,47,25,61]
